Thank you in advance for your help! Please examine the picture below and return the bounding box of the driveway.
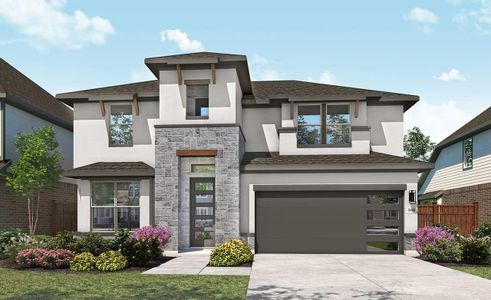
[247,254,491,299]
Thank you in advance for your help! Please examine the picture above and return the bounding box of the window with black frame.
[326,105,351,145]
[297,105,322,145]
[186,84,209,119]
[110,105,133,146]
[91,181,140,231]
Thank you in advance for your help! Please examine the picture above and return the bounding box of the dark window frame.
[109,105,133,147]
[463,137,473,170]
[186,84,210,120]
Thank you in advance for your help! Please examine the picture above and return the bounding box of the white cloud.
[406,7,439,24]
[436,69,466,81]
[454,0,491,34]
[131,69,155,82]
[160,29,204,52]
[404,100,473,143]
[0,0,114,49]
[307,71,336,84]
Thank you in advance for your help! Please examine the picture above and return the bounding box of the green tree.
[404,127,435,161]
[5,126,63,235]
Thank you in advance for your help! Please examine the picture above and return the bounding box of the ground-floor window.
[91,181,140,231]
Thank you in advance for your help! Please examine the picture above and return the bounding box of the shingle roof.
[63,162,155,178]
[58,80,159,96]
[145,51,247,62]
[241,151,433,172]
[0,58,73,125]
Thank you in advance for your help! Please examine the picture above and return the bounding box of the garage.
[255,190,403,254]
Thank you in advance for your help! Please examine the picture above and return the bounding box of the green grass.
[450,266,491,280]
[0,268,249,299]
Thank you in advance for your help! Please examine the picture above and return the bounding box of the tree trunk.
[32,194,40,235]
[27,196,33,235]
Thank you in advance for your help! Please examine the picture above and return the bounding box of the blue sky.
[1,0,490,143]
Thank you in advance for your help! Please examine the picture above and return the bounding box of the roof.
[63,162,155,178]
[144,52,247,64]
[0,58,73,128]
[418,190,443,200]
[241,151,434,172]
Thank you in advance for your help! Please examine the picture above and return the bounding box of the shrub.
[434,224,460,237]
[131,226,171,249]
[72,233,110,255]
[70,252,97,271]
[111,229,160,266]
[209,239,254,267]
[39,249,74,269]
[413,226,455,256]
[0,229,28,255]
[47,232,76,250]
[474,222,491,239]
[15,248,44,268]
[461,236,491,264]
[32,235,53,244]
[3,235,45,262]
[423,239,462,262]
[95,251,127,272]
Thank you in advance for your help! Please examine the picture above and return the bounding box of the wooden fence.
[52,200,77,234]
[418,203,479,236]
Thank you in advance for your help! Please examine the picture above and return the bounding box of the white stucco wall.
[157,68,240,125]
[73,101,158,168]
[4,104,73,170]
[367,105,404,157]
[242,107,282,152]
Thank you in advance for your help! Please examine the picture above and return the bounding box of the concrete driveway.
[247,254,491,299]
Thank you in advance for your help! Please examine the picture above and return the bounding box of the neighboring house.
[59,52,432,255]
[0,58,77,234]
[419,107,491,224]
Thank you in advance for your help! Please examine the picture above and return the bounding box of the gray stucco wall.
[154,126,242,251]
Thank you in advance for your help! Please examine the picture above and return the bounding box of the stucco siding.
[4,104,73,170]
[368,105,404,156]
[421,129,491,193]
[242,107,281,152]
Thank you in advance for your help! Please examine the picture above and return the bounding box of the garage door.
[255,191,403,254]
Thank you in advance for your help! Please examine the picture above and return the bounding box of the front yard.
[450,265,491,280]
[0,268,249,299]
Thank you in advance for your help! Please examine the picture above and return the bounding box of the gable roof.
[0,58,73,129]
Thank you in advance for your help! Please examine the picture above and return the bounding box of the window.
[463,137,473,170]
[297,104,351,146]
[91,181,140,231]
[191,164,215,174]
[110,105,133,146]
[367,210,399,221]
[186,84,209,119]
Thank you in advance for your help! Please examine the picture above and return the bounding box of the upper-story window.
[110,105,133,146]
[186,84,209,119]
[297,104,351,146]
[463,137,473,170]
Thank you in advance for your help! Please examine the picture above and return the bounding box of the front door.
[190,178,215,247]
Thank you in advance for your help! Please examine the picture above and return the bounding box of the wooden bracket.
[211,63,216,84]
[354,100,360,118]
[176,64,182,85]
[133,93,139,116]
[99,100,105,116]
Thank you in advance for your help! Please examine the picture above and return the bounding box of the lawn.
[0,268,249,299]
[450,266,491,280]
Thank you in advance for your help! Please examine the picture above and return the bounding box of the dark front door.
[190,178,215,247]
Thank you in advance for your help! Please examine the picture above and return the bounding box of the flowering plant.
[131,226,171,248]
[15,248,44,268]
[39,249,74,269]
[413,226,455,256]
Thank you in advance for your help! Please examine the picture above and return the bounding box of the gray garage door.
[255,191,403,254]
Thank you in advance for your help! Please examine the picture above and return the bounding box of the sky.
[0,0,490,143]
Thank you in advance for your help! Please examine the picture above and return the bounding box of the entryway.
[190,178,215,247]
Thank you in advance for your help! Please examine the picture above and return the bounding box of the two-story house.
[419,107,491,224]
[59,52,433,255]
[0,58,76,234]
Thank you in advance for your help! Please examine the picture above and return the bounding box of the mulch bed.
[0,256,174,273]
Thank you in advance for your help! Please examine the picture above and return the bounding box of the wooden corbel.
[176,64,182,85]
[133,93,139,116]
[211,63,216,84]
[99,100,105,116]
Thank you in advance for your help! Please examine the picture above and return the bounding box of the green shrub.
[461,236,491,264]
[95,251,127,271]
[47,231,76,250]
[110,229,160,266]
[70,252,97,271]
[72,233,110,255]
[209,239,254,267]
[0,229,27,254]
[434,224,460,237]
[31,235,53,244]
[474,222,491,239]
[2,235,46,262]
[423,239,462,262]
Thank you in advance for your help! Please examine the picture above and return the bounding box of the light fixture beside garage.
[409,190,416,204]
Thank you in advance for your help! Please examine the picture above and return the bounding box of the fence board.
[418,203,478,236]
[52,200,77,234]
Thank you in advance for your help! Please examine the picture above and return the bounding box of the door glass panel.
[194,219,215,245]
[196,207,214,216]
[194,182,214,191]
[367,194,399,205]
[367,226,399,236]
[367,241,399,252]
[367,210,399,220]
[195,194,213,203]
[92,207,114,230]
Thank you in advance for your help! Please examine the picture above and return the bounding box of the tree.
[5,126,63,235]
[404,127,435,161]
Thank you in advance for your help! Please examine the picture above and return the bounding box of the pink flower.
[412,227,455,255]
[131,226,171,248]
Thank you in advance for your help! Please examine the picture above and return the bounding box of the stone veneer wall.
[154,126,242,251]
[442,182,491,224]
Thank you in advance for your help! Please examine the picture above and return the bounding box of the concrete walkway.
[247,254,491,299]
[142,253,251,276]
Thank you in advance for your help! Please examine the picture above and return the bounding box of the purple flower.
[412,226,455,255]
[131,226,172,248]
